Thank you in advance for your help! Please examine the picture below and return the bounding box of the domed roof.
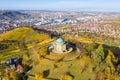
[54,38,65,45]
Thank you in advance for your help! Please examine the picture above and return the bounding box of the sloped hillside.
[0,27,49,42]
[0,27,51,61]
[0,11,29,20]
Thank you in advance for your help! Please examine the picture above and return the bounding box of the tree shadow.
[46,78,59,80]
[66,72,74,79]
[43,69,50,78]
[103,44,120,65]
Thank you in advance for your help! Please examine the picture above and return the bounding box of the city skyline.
[0,0,120,12]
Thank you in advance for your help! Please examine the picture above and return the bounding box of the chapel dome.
[54,38,65,45]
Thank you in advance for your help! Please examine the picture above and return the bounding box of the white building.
[52,38,73,54]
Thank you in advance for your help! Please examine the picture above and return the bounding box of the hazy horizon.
[0,0,120,12]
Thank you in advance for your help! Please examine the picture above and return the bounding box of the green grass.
[29,52,96,80]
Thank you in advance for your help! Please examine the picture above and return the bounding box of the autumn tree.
[9,71,19,80]
[38,47,48,58]
[103,50,119,80]
[105,50,118,65]
[105,50,117,75]
[29,73,47,80]
[3,73,9,80]
[85,43,94,57]
[91,45,105,64]
[60,75,73,80]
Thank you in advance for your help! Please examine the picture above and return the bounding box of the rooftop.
[54,38,65,45]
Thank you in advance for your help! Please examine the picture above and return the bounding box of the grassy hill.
[28,44,120,80]
[0,27,49,42]
[0,27,120,80]
[0,27,51,61]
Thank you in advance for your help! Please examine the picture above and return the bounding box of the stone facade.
[52,38,72,54]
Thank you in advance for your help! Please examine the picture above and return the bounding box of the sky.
[0,0,120,12]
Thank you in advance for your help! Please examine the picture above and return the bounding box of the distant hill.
[0,27,49,42]
[0,11,29,20]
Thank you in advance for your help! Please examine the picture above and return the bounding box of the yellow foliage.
[38,39,54,46]
[104,50,118,79]
[22,53,29,65]
[0,27,49,42]
[60,75,73,80]
[29,73,47,80]
[34,73,43,80]
[62,34,102,44]
[105,50,117,64]
[0,55,3,58]
[38,47,48,57]
[105,50,117,74]
[3,73,9,80]
[105,67,111,74]
[9,71,17,80]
